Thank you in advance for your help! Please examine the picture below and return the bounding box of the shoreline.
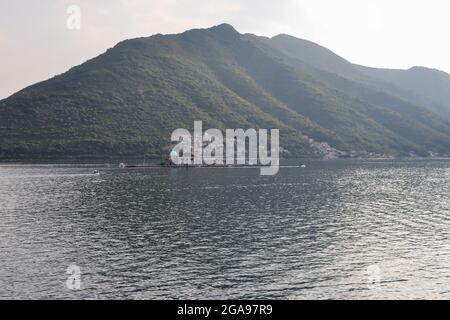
[1,156,450,166]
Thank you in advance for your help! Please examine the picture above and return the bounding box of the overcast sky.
[1,0,450,99]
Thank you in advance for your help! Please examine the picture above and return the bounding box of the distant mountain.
[1,23,450,159]
[357,66,450,116]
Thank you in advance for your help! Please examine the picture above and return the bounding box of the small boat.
[300,164,307,168]
[119,163,126,169]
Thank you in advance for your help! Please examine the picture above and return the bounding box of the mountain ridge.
[2,23,450,159]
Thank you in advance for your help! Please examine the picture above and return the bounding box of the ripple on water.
[1,160,450,299]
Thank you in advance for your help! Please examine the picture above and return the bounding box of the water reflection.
[1,160,450,299]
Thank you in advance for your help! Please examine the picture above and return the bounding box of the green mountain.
[2,23,450,159]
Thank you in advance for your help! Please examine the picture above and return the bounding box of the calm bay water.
[1,159,450,299]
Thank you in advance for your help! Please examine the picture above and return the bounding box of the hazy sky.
[1,0,450,99]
